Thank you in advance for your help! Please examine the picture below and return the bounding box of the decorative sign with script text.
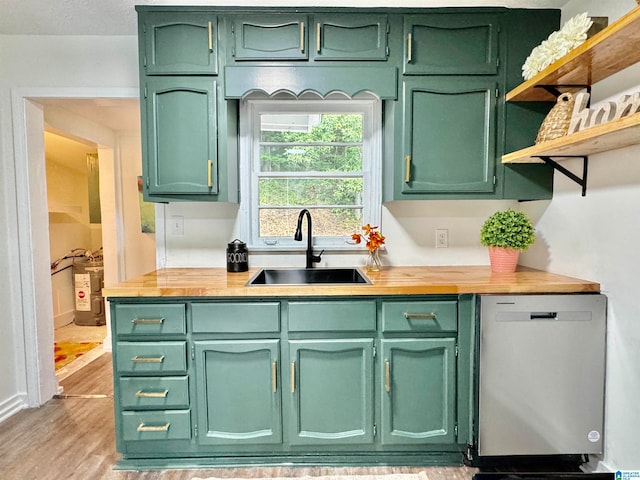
[569,91,640,134]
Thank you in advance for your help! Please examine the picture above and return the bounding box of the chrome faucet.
[294,209,323,269]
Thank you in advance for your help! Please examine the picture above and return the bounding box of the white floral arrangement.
[522,12,593,80]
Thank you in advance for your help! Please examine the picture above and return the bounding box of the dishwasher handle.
[530,311,558,320]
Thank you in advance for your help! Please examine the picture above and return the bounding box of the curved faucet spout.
[294,209,323,268]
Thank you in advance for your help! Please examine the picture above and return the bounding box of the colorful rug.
[54,341,101,370]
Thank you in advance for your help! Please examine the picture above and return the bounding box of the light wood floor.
[0,354,478,480]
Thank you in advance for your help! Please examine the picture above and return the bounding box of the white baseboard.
[54,309,75,329]
[0,393,28,424]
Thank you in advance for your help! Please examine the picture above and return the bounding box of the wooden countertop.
[102,266,600,298]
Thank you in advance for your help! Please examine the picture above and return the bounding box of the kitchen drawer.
[288,300,376,332]
[191,302,280,333]
[119,376,189,409]
[116,341,187,374]
[121,410,191,441]
[114,303,186,336]
[381,300,457,333]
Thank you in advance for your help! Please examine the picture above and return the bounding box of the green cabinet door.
[380,338,457,445]
[194,340,282,445]
[403,14,500,75]
[144,76,218,196]
[287,339,374,446]
[231,15,309,60]
[312,14,388,61]
[401,77,497,195]
[142,12,218,75]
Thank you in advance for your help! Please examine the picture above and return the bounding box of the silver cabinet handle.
[407,33,412,63]
[316,22,321,52]
[299,22,305,53]
[137,422,170,432]
[403,312,437,320]
[135,389,169,398]
[131,355,165,363]
[131,317,164,324]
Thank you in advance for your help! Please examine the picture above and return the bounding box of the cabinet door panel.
[232,15,308,60]
[143,13,218,75]
[313,14,388,61]
[288,339,374,446]
[381,338,457,445]
[145,77,218,195]
[402,78,497,194]
[195,340,282,445]
[404,14,499,75]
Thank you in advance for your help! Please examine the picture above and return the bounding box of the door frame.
[11,87,136,406]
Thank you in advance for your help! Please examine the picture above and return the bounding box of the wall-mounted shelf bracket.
[534,84,591,102]
[537,155,589,197]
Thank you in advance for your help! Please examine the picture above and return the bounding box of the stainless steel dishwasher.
[478,294,606,457]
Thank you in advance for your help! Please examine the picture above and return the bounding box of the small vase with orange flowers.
[352,224,385,272]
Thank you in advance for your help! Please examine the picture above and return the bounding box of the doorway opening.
[45,132,108,379]
[13,89,155,406]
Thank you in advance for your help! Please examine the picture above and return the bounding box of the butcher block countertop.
[103,266,600,298]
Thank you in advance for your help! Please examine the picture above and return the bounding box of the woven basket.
[535,92,575,144]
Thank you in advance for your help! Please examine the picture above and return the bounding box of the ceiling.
[1,0,571,36]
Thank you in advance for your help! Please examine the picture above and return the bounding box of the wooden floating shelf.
[502,111,640,164]
[506,5,640,102]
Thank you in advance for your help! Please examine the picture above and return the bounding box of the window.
[240,95,382,250]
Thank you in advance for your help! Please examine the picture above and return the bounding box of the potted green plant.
[480,208,535,272]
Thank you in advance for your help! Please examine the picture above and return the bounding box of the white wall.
[158,199,519,269]
[519,0,640,470]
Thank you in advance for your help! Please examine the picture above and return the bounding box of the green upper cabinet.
[401,77,497,195]
[403,14,500,75]
[194,340,282,446]
[143,76,218,196]
[312,14,388,61]
[287,339,375,446]
[142,12,219,75]
[231,14,309,61]
[380,338,457,446]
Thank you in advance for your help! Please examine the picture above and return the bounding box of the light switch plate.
[169,215,184,236]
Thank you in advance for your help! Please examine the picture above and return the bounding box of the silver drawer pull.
[404,312,437,320]
[135,389,169,398]
[137,422,170,432]
[131,317,165,324]
[131,355,165,363]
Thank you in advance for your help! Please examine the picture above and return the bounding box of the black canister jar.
[226,239,249,272]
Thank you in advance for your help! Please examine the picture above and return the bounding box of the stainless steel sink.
[246,268,370,286]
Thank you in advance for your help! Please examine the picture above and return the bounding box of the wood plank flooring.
[0,354,478,480]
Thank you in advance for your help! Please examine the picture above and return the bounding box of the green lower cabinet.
[287,339,375,446]
[194,339,282,445]
[380,338,457,445]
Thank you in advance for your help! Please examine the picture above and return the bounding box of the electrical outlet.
[436,229,449,248]
[169,215,184,236]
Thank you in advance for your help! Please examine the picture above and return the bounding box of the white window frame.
[239,95,382,251]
